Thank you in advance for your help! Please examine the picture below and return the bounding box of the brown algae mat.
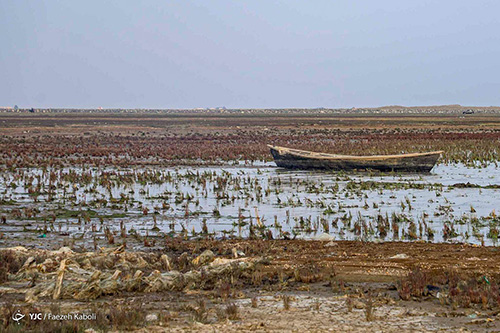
[2,239,500,332]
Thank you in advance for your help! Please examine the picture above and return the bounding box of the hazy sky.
[1,1,500,108]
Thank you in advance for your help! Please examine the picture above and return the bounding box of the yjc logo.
[29,313,43,320]
[12,310,25,324]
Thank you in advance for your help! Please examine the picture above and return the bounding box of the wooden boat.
[268,145,443,172]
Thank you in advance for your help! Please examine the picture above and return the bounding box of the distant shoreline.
[1,105,500,114]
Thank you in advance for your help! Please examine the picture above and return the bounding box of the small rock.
[325,241,338,247]
[315,233,335,241]
[145,313,158,322]
[390,253,408,259]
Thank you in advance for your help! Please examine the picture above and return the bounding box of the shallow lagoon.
[1,163,500,248]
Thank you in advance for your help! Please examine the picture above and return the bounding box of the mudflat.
[1,110,500,331]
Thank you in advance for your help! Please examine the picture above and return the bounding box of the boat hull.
[269,146,442,172]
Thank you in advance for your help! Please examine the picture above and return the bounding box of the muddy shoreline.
[2,239,500,332]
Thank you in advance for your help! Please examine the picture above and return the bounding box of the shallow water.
[1,163,500,248]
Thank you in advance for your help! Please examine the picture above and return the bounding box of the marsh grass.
[283,295,292,310]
